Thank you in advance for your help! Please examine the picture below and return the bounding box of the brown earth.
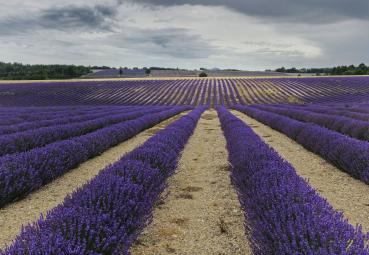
[0,112,188,250]
[130,110,251,255]
[232,110,369,233]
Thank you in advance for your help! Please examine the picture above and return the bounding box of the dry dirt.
[0,112,188,250]
[232,110,369,233]
[130,110,251,255]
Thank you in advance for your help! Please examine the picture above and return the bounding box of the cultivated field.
[1,76,369,106]
[1,77,369,254]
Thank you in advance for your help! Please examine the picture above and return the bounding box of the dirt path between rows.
[232,110,369,233]
[131,110,251,255]
[0,112,188,250]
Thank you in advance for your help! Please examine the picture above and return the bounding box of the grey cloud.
[39,5,117,30]
[0,3,120,35]
[131,0,369,23]
[109,28,217,58]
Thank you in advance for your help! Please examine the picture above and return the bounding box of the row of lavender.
[217,107,369,254]
[1,107,205,254]
[253,104,369,142]
[280,103,369,119]
[0,106,174,156]
[234,105,369,184]
[2,76,369,106]
[0,106,138,126]
[0,108,136,135]
[0,106,191,208]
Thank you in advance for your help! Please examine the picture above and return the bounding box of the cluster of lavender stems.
[1,107,205,254]
[217,106,369,255]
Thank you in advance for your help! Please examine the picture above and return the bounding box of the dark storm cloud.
[132,0,369,23]
[39,5,117,29]
[0,3,119,35]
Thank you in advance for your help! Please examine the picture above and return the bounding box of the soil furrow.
[131,110,251,255]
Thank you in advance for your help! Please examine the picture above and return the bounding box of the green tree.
[0,62,92,80]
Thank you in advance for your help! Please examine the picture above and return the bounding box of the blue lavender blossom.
[0,107,171,156]
[234,105,369,184]
[0,106,191,208]
[1,107,205,254]
[217,106,369,255]
[253,104,369,141]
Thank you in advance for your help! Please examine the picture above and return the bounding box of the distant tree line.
[275,63,369,75]
[330,64,369,75]
[0,62,92,80]
[90,66,111,70]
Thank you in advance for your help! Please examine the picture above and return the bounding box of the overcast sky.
[0,0,368,70]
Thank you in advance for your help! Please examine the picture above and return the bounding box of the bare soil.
[130,110,251,255]
[232,110,369,233]
[0,112,187,250]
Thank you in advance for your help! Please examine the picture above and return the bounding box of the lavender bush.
[278,104,369,121]
[0,106,190,208]
[0,107,169,156]
[217,106,369,254]
[1,107,205,255]
[254,104,369,141]
[234,105,369,184]
[0,107,144,136]
[0,106,131,126]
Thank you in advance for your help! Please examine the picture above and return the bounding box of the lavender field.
[2,76,369,107]
[1,76,369,254]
